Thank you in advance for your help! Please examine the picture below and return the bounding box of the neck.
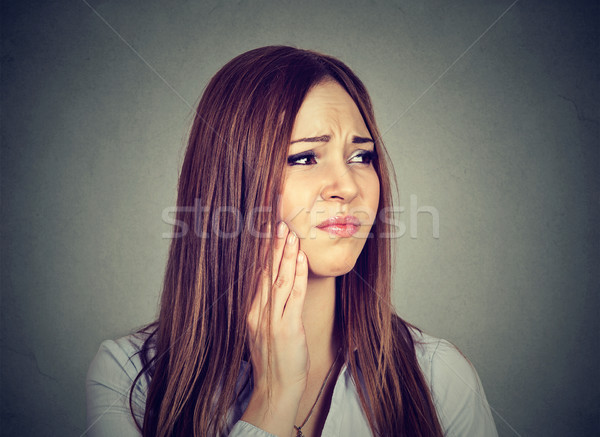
[301,275,339,370]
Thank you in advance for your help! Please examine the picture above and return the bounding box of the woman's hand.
[241,221,309,436]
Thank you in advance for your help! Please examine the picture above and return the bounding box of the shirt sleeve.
[428,340,498,437]
[86,339,277,437]
[85,339,146,437]
[228,420,278,436]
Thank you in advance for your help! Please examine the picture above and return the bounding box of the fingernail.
[287,231,296,245]
[297,251,305,263]
[277,222,287,238]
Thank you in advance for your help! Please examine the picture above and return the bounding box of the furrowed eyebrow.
[290,135,331,144]
[351,136,374,144]
[289,135,374,144]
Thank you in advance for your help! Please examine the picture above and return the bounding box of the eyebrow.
[290,135,374,144]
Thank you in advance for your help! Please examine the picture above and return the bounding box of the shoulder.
[87,331,153,381]
[408,327,498,437]
[86,330,154,409]
[86,331,156,436]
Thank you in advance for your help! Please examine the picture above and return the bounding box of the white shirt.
[85,328,498,436]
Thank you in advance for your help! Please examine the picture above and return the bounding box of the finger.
[258,223,273,312]
[259,222,272,268]
[272,221,289,284]
[272,229,298,318]
[249,222,272,332]
[282,249,308,323]
[248,272,265,333]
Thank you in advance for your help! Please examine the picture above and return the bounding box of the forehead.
[291,81,368,135]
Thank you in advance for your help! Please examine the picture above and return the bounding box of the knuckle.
[274,276,286,288]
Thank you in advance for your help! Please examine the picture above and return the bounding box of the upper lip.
[316,215,361,228]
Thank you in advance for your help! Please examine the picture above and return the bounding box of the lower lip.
[317,224,359,238]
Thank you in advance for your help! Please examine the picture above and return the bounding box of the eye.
[287,151,317,166]
[348,150,376,165]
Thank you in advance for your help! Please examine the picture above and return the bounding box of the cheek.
[277,182,291,222]
[277,177,320,238]
[276,176,291,221]
[277,177,310,223]
[371,175,380,209]
[361,170,381,216]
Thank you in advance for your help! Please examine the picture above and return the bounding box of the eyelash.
[287,150,376,166]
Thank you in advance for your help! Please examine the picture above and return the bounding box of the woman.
[86,45,498,437]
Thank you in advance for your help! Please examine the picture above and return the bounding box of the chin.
[306,255,358,278]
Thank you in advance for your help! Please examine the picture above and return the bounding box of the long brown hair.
[128,46,444,436]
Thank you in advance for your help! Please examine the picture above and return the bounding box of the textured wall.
[2,1,597,436]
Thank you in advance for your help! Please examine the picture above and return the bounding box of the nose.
[319,162,360,203]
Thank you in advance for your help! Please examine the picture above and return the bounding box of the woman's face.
[278,80,380,278]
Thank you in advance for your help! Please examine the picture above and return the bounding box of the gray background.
[2,0,598,436]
